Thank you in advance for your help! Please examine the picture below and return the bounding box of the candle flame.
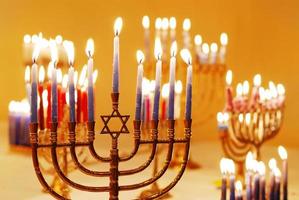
[245,112,251,125]
[227,159,235,174]
[278,145,288,160]
[49,39,58,63]
[236,83,243,96]
[235,181,242,192]
[220,32,228,46]
[65,91,69,105]
[220,158,228,174]
[142,78,150,95]
[210,42,218,53]
[38,65,45,83]
[269,81,278,98]
[252,159,259,173]
[258,161,266,175]
[217,112,224,123]
[85,38,94,58]
[62,74,68,89]
[32,42,41,63]
[223,112,229,122]
[42,90,48,108]
[79,65,87,87]
[114,17,123,36]
[202,43,209,54]
[274,167,281,177]
[277,84,285,96]
[183,18,191,31]
[246,152,254,171]
[24,34,31,44]
[162,83,169,98]
[57,68,63,84]
[226,70,233,85]
[161,17,169,30]
[55,35,63,44]
[25,66,30,83]
[155,17,162,30]
[242,80,250,95]
[169,17,176,30]
[180,48,192,65]
[136,50,145,64]
[194,34,202,46]
[63,40,75,65]
[154,38,162,60]
[259,87,266,101]
[142,16,150,29]
[149,80,155,92]
[253,74,261,86]
[93,69,98,84]
[175,80,183,94]
[238,113,244,123]
[170,41,177,57]
[268,158,277,170]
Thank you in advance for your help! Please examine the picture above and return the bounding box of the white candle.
[113,17,123,93]
[153,38,162,121]
[168,41,177,120]
[49,40,58,123]
[25,66,31,104]
[278,146,288,200]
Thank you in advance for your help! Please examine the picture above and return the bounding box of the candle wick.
[88,51,92,58]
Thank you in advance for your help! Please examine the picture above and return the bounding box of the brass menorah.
[29,92,192,200]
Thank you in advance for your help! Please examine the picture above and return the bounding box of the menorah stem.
[109,136,119,200]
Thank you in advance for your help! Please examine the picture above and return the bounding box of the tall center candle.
[153,38,162,121]
[30,44,40,123]
[135,50,144,121]
[85,39,95,122]
[112,17,123,93]
[168,41,177,120]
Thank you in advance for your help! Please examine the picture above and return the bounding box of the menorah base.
[138,182,172,200]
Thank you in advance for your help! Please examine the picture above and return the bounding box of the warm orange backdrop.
[0,0,298,147]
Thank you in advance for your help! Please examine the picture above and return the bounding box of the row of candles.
[141,16,229,65]
[29,17,193,127]
[220,146,288,200]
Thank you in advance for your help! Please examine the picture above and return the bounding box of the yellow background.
[0,0,298,147]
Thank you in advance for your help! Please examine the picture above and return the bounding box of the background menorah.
[217,71,285,177]
[29,92,192,200]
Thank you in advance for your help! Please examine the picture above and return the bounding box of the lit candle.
[225,70,233,111]
[168,41,177,120]
[235,180,243,200]
[81,81,88,122]
[135,50,144,121]
[77,65,87,123]
[85,38,95,122]
[30,44,40,123]
[201,43,209,64]
[155,18,162,39]
[38,66,45,129]
[112,17,123,93]
[209,42,218,64]
[277,84,285,107]
[278,146,288,200]
[64,41,76,122]
[46,63,53,128]
[161,84,169,121]
[269,158,277,200]
[258,161,266,200]
[174,81,183,119]
[219,33,228,64]
[245,152,254,200]
[194,35,202,63]
[227,159,235,200]
[152,38,162,121]
[180,48,192,120]
[25,66,31,104]
[142,16,150,61]
[57,69,63,122]
[220,158,228,200]
[274,167,281,200]
[169,17,176,42]
[49,40,58,123]
[250,74,261,108]
[252,159,260,200]
[217,112,226,130]
[182,18,191,49]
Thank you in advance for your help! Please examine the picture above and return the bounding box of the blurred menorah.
[217,70,285,176]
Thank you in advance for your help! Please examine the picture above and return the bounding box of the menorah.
[217,71,285,176]
[29,92,192,199]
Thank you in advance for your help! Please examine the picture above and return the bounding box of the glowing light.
[25,66,30,83]
[236,83,243,96]
[142,78,150,95]
[245,113,251,125]
[42,90,48,108]
[149,80,155,92]
[49,40,58,63]
[180,48,192,65]
[202,43,209,54]
[223,112,229,122]
[278,145,288,160]
[220,158,228,174]
[55,35,63,44]
[142,16,150,29]
[47,62,54,80]
[63,41,75,65]
[246,152,254,171]
[259,87,266,101]
[155,18,162,30]
[268,158,277,170]
[274,167,281,177]
[258,161,266,175]
[175,80,183,94]
[210,42,218,53]
[31,34,38,44]
[154,38,162,60]
[277,84,285,96]
[162,83,169,98]
[227,159,235,174]
[238,113,244,123]
[38,65,45,83]
[85,38,94,58]
[57,68,62,84]
[170,41,177,57]
[242,80,250,95]
[194,34,202,46]
[220,33,228,46]
[217,112,224,123]
[183,18,191,31]
[24,34,31,44]
[226,70,232,85]
[136,50,145,64]
[169,17,176,30]
[235,181,242,193]
[79,65,87,87]
[62,75,68,89]
[253,74,261,86]
[269,81,278,98]
[161,17,169,30]
[114,17,123,36]
[32,41,41,62]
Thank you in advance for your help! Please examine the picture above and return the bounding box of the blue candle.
[112,17,123,93]
[135,50,144,121]
[152,38,162,121]
[68,67,76,122]
[51,66,58,123]
[30,63,38,123]
[168,42,177,120]
[185,65,192,120]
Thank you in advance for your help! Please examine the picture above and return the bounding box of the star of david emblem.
[100,109,130,136]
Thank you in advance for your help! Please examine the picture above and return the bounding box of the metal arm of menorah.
[30,92,192,200]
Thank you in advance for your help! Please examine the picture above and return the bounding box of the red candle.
[77,88,82,123]
[38,84,44,130]
[145,96,151,121]
[46,82,51,128]
[81,89,88,122]
[161,99,166,121]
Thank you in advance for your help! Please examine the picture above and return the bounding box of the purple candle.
[269,158,277,200]
[152,38,162,121]
[49,40,58,123]
[220,158,228,200]
[258,161,266,200]
[235,181,243,200]
[112,17,123,93]
[274,167,281,200]
[135,50,144,121]
[30,45,40,123]
[245,152,254,200]
[278,146,288,200]
[168,41,177,120]
[85,39,95,122]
